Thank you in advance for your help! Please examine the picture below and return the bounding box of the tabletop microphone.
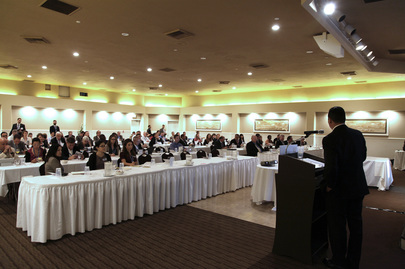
[304,129,324,138]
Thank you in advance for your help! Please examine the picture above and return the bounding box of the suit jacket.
[86,153,111,170]
[322,124,369,199]
[10,123,26,135]
[229,138,242,148]
[275,140,286,149]
[213,139,225,150]
[61,144,87,160]
[50,125,60,134]
[51,137,66,147]
[246,141,259,156]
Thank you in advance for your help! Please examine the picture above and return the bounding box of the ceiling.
[1,0,404,97]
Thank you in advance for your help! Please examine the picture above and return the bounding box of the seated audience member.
[265,135,274,147]
[239,134,245,144]
[213,136,227,150]
[86,140,111,170]
[76,131,84,143]
[212,134,217,142]
[193,133,202,145]
[256,134,264,146]
[297,136,307,146]
[286,136,294,145]
[8,134,27,154]
[8,129,18,141]
[37,133,49,148]
[246,135,260,156]
[28,132,33,139]
[99,134,107,143]
[105,134,121,156]
[21,130,32,147]
[120,139,138,166]
[65,131,75,140]
[93,130,102,143]
[48,131,55,144]
[182,131,188,141]
[78,136,93,154]
[1,132,8,139]
[84,131,93,146]
[229,134,242,148]
[275,134,286,149]
[146,125,152,135]
[273,134,280,144]
[179,134,188,146]
[203,133,212,145]
[62,137,86,160]
[132,135,142,153]
[149,132,162,147]
[141,132,150,143]
[51,132,65,147]
[26,138,46,163]
[170,135,183,151]
[0,137,15,158]
[44,144,64,175]
[116,131,123,143]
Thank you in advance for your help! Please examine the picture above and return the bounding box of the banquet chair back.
[155,146,166,153]
[147,147,154,155]
[180,151,190,160]
[138,154,152,165]
[39,163,46,176]
[197,150,206,158]
[161,152,174,162]
[211,149,220,157]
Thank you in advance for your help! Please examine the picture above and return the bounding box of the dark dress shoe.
[323,258,346,269]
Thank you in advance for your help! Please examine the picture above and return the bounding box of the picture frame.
[196,119,222,131]
[254,119,290,132]
[346,119,388,135]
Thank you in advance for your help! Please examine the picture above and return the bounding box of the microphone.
[304,129,324,138]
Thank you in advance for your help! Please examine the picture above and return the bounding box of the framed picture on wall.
[254,119,289,132]
[346,119,388,135]
[196,120,222,131]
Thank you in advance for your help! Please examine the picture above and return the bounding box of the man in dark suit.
[50,132,65,147]
[275,134,286,148]
[213,136,226,150]
[49,120,60,135]
[246,135,260,156]
[322,106,369,269]
[10,118,26,135]
[62,137,86,160]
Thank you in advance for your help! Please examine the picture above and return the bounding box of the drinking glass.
[55,168,62,177]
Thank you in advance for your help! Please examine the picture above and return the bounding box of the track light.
[333,11,346,22]
[355,41,367,51]
[344,24,356,36]
[350,34,362,44]
[372,60,379,66]
[362,48,373,57]
[367,54,376,61]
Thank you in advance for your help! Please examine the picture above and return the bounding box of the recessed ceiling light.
[326,63,332,66]
[200,57,206,60]
[147,68,152,72]
[271,24,280,31]
[197,78,202,82]
[347,76,352,80]
[306,50,313,54]
[159,84,163,87]
[42,65,47,69]
[247,72,253,76]
[76,20,81,24]
[110,76,114,80]
[83,82,87,85]
[132,89,136,92]
[323,3,336,15]
[232,87,236,90]
[274,17,280,21]
[121,33,129,37]
[173,49,178,52]
[195,90,199,93]
[165,94,168,96]
[73,52,79,57]
[27,75,32,78]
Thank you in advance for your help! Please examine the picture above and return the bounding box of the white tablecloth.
[363,157,393,191]
[0,157,119,196]
[151,152,197,162]
[251,165,278,204]
[16,156,257,243]
[394,150,405,170]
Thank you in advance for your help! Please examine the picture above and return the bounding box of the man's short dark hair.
[14,134,21,140]
[328,106,346,124]
[174,134,179,139]
[66,137,75,144]
[32,137,40,144]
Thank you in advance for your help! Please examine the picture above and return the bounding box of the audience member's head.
[94,140,106,153]
[174,134,180,143]
[55,132,62,140]
[287,136,293,143]
[1,132,7,139]
[328,106,346,125]
[250,135,257,143]
[99,134,106,142]
[13,134,21,144]
[122,139,136,155]
[66,137,76,150]
[45,144,62,162]
[0,137,8,151]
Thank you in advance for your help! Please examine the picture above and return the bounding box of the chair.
[116,158,122,167]
[197,150,206,158]
[211,149,220,157]
[155,146,166,153]
[161,152,174,162]
[138,154,152,165]
[39,163,46,176]
[180,151,190,160]
[25,151,31,163]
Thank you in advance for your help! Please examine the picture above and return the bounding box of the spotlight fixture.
[332,10,345,22]
[350,34,362,44]
[362,48,373,57]
[323,3,335,15]
[355,42,367,51]
[344,24,356,36]
[372,60,379,66]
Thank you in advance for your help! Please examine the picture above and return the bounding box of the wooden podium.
[272,154,327,264]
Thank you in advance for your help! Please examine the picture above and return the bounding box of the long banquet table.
[0,157,119,197]
[16,156,257,243]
